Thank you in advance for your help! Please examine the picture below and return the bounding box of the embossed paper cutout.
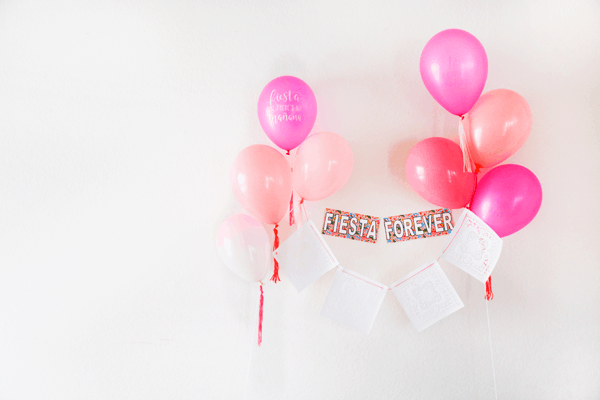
[273,221,339,292]
[440,209,503,283]
[383,208,453,243]
[322,208,379,243]
[320,267,388,334]
[391,261,463,332]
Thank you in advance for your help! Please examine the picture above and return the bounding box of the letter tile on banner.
[439,209,503,283]
[320,267,387,334]
[391,261,464,332]
[273,221,339,292]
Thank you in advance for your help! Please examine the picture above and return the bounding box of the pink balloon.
[420,29,488,116]
[463,89,532,169]
[258,76,317,152]
[216,214,270,282]
[292,132,353,201]
[231,145,292,225]
[470,164,542,238]
[406,137,477,209]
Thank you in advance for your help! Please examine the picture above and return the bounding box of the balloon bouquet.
[407,29,543,298]
[217,76,353,346]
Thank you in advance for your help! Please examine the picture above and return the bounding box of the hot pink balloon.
[463,89,533,169]
[406,137,477,209]
[292,132,353,201]
[470,164,542,238]
[231,145,292,225]
[420,29,488,116]
[258,76,317,152]
[216,214,270,282]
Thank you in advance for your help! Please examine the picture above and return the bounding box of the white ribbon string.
[242,282,262,400]
[485,299,499,399]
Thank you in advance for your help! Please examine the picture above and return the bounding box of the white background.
[1,1,599,399]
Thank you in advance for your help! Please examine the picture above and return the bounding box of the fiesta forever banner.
[272,208,502,334]
[321,208,454,244]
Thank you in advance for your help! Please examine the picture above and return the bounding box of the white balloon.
[216,214,270,282]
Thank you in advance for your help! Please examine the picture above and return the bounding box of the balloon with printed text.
[258,76,317,152]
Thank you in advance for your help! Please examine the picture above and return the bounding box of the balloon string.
[289,192,295,226]
[485,298,499,399]
[485,276,494,301]
[300,198,309,222]
[258,283,264,347]
[459,116,476,173]
[270,224,281,283]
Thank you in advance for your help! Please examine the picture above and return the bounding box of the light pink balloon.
[470,164,542,238]
[216,214,270,282]
[406,137,477,209]
[292,132,353,201]
[258,76,317,152]
[420,29,488,116]
[463,89,532,169]
[231,145,292,225]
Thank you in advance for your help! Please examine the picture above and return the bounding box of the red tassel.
[270,224,280,283]
[258,284,264,347]
[485,276,494,301]
[289,192,295,226]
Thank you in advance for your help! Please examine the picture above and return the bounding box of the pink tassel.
[289,192,295,226]
[258,284,264,347]
[270,224,280,283]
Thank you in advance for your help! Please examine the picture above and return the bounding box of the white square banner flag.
[391,261,463,332]
[273,221,339,292]
[320,267,388,334]
[439,209,503,283]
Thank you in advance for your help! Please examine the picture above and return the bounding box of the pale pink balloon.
[470,164,542,238]
[463,89,532,169]
[292,132,353,201]
[258,76,317,152]
[405,137,476,209]
[420,29,488,116]
[216,214,270,282]
[231,145,292,225]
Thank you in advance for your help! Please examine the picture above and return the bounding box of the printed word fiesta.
[322,209,379,243]
[383,208,454,243]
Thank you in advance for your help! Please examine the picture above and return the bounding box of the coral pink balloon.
[470,164,542,238]
[231,145,292,225]
[420,29,488,116]
[463,89,533,169]
[258,76,317,152]
[292,132,353,201]
[216,214,270,282]
[406,137,477,209]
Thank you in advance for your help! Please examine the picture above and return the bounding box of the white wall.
[1,0,599,399]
